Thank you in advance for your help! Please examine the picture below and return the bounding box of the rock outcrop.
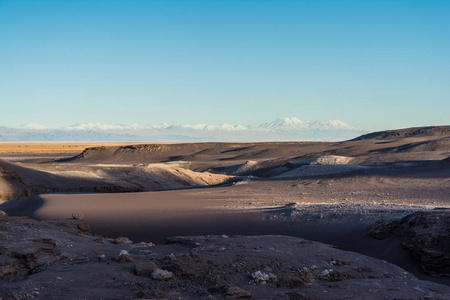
[370,208,450,277]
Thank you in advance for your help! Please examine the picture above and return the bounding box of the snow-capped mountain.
[1,118,367,142]
[258,117,360,131]
[18,123,48,130]
[66,123,143,131]
[62,118,360,132]
[309,120,360,130]
[179,124,249,131]
[64,122,249,131]
[258,117,310,130]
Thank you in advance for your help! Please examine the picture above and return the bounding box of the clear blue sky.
[1,0,449,131]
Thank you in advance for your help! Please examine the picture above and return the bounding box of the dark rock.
[324,270,355,282]
[225,286,252,298]
[72,213,84,220]
[164,263,183,275]
[332,258,351,266]
[94,237,105,244]
[208,285,228,294]
[0,256,23,279]
[369,210,450,277]
[136,290,150,299]
[278,276,309,288]
[76,222,90,234]
[166,236,201,247]
[163,254,176,264]
[134,262,158,276]
[298,270,315,284]
[116,250,135,263]
[277,270,314,288]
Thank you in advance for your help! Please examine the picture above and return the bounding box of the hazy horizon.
[4,118,448,132]
[0,116,369,142]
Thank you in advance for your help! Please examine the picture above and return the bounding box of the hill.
[352,126,450,140]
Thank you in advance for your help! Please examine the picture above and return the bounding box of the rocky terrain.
[1,213,449,300]
[370,208,450,278]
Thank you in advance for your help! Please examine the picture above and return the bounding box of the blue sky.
[1,0,449,131]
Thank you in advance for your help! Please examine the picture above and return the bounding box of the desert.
[0,126,449,299]
[2,0,449,298]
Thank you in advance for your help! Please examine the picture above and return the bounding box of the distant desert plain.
[0,126,449,299]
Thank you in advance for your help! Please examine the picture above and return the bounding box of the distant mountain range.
[257,117,360,131]
[0,117,367,142]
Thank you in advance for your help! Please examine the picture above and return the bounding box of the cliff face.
[370,209,450,278]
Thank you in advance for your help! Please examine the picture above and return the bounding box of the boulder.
[225,286,252,298]
[134,262,159,276]
[151,269,173,280]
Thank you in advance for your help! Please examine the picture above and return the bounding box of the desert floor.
[0,127,449,298]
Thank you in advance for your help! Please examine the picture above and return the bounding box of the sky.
[0,0,449,131]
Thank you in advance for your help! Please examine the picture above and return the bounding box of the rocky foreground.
[370,209,450,279]
[1,213,449,300]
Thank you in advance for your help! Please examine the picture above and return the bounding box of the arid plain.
[0,126,449,299]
